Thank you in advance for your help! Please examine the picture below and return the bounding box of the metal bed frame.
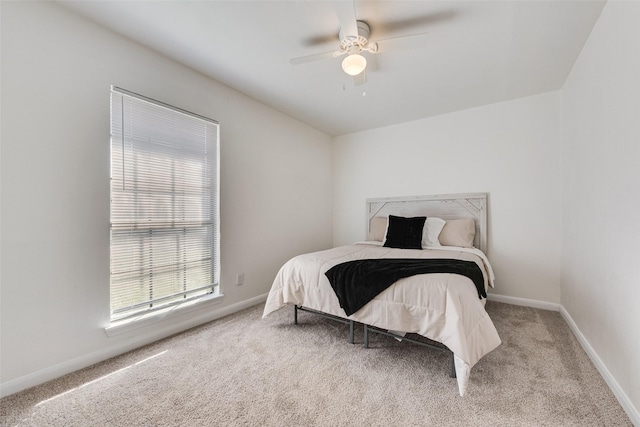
[294,305,456,378]
[294,305,355,344]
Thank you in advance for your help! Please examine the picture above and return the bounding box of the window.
[110,86,219,321]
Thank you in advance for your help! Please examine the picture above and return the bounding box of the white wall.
[333,91,563,304]
[561,1,640,417]
[0,1,332,395]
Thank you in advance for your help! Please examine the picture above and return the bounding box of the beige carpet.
[0,301,632,426]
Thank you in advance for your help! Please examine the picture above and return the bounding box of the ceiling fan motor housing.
[339,21,371,50]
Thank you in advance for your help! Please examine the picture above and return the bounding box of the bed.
[262,193,501,396]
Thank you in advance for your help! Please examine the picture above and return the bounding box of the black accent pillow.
[383,215,426,249]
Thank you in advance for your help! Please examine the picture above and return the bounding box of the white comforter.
[262,242,502,396]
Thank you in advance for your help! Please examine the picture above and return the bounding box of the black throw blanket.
[325,258,486,316]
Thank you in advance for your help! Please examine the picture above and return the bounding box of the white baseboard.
[0,293,269,398]
[487,293,561,311]
[488,292,638,426]
[559,306,640,426]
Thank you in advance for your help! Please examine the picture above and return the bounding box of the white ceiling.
[57,0,606,136]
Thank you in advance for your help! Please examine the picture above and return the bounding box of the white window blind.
[110,86,219,321]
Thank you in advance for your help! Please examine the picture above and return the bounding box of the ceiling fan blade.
[375,10,456,36]
[372,32,430,53]
[364,54,379,73]
[333,0,358,38]
[290,50,341,65]
[302,33,340,47]
[352,72,366,87]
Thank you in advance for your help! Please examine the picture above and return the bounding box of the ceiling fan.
[289,2,445,84]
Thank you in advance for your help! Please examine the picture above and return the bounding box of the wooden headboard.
[366,193,488,253]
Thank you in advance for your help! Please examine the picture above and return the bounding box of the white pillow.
[422,217,446,248]
[439,218,476,247]
[368,216,388,241]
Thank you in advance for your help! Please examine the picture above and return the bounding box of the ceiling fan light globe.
[342,54,367,76]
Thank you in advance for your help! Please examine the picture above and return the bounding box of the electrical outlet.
[236,273,244,286]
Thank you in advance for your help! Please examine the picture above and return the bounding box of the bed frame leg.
[363,324,369,348]
[294,305,298,325]
[349,320,354,344]
[450,353,456,378]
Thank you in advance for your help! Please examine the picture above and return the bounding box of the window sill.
[104,293,224,337]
